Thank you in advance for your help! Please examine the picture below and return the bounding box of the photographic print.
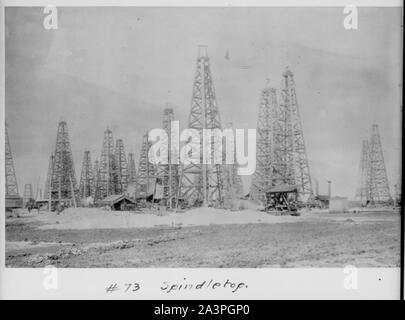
[1,0,402,301]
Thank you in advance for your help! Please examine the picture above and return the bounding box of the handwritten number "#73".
[105,282,140,293]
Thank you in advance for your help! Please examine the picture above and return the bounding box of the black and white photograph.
[1,0,403,300]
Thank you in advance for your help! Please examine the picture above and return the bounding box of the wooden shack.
[99,194,136,211]
[329,196,348,213]
[265,184,300,213]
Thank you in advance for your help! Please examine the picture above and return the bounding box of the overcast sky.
[5,7,402,198]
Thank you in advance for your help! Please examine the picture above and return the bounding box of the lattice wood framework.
[355,124,392,204]
[177,46,224,207]
[368,124,391,203]
[394,177,401,206]
[79,150,94,199]
[92,159,100,199]
[136,132,156,199]
[114,139,129,194]
[250,85,277,202]
[279,68,313,199]
[155,107,179,209]
[95,128,117,201]
[222,122,244,208]
[250,69,313,203]
[128,153,137,185]
[23,183,34,206]
[44,154,54,199]
[272,84,295,189]
[355,140,371,204]
[47,121,78,209]
[5,124,20,197]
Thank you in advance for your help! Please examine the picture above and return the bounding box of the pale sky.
[5,7,402,199]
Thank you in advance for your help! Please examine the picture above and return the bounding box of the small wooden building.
[265,184,300,213]
[99,194,136,211]
[314,195,330,208]
[5,195,23,212]
[329,196,348,213]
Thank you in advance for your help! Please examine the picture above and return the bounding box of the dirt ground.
[5,209,401,268]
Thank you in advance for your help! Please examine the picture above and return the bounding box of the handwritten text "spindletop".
[160,278,248,294]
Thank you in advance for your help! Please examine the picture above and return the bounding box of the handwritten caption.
[105,278,248,295]
[161,278,248,294]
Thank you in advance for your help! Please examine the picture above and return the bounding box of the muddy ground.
[5,210,401,268]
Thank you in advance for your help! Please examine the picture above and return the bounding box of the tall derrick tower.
[34,176,42,200]
[44,154,54,201]
[127,152,137,200]
[96,128,117,201]
[279,68,313,199]
[250,69,313,203]
[250,85,277,202]
[155,108,179,209]
[355,124,392,205]
[394,162,401,206]
[273,84,295,188]
[23,183,34,207]
[222,122,244,208]
[394,178,401,206]
[5,124,20,198]
[114,139,129,194]
[78,150,93,199]
[368,124,391,203]
[137,132,156,200]
[92,159,100,199]
[48,121,78,209]
[355,140,371,204]
[128,153,137,185]
[178,46,224,207]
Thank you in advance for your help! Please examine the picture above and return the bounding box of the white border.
[1,268,401,299]
[0,0,404,7]
[0,1,403,300]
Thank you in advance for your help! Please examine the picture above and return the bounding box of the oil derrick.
[136,132,156,200]
[155,107,179,209]
[44,154,54,200]
[96,128,117,201]
[355,140,371,204]
[92,159,100,199]
[78,150,93,199]
[394,178,401,206]
[49,121,78,209]
[114,139,129,194]
[278,68,313,199]
[23,184,34,207]
[128,153,137,185]
[127,152,137,200]
[178,46,224,207]
[250,85,278,202]
[273,85,295,189]
[223,122,244,208]
[35,176,42,200]
[368,124,391,203]
[394,165,401,206]
[5,124,20,199]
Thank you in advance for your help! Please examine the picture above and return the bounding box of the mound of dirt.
[34,207,303,230]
